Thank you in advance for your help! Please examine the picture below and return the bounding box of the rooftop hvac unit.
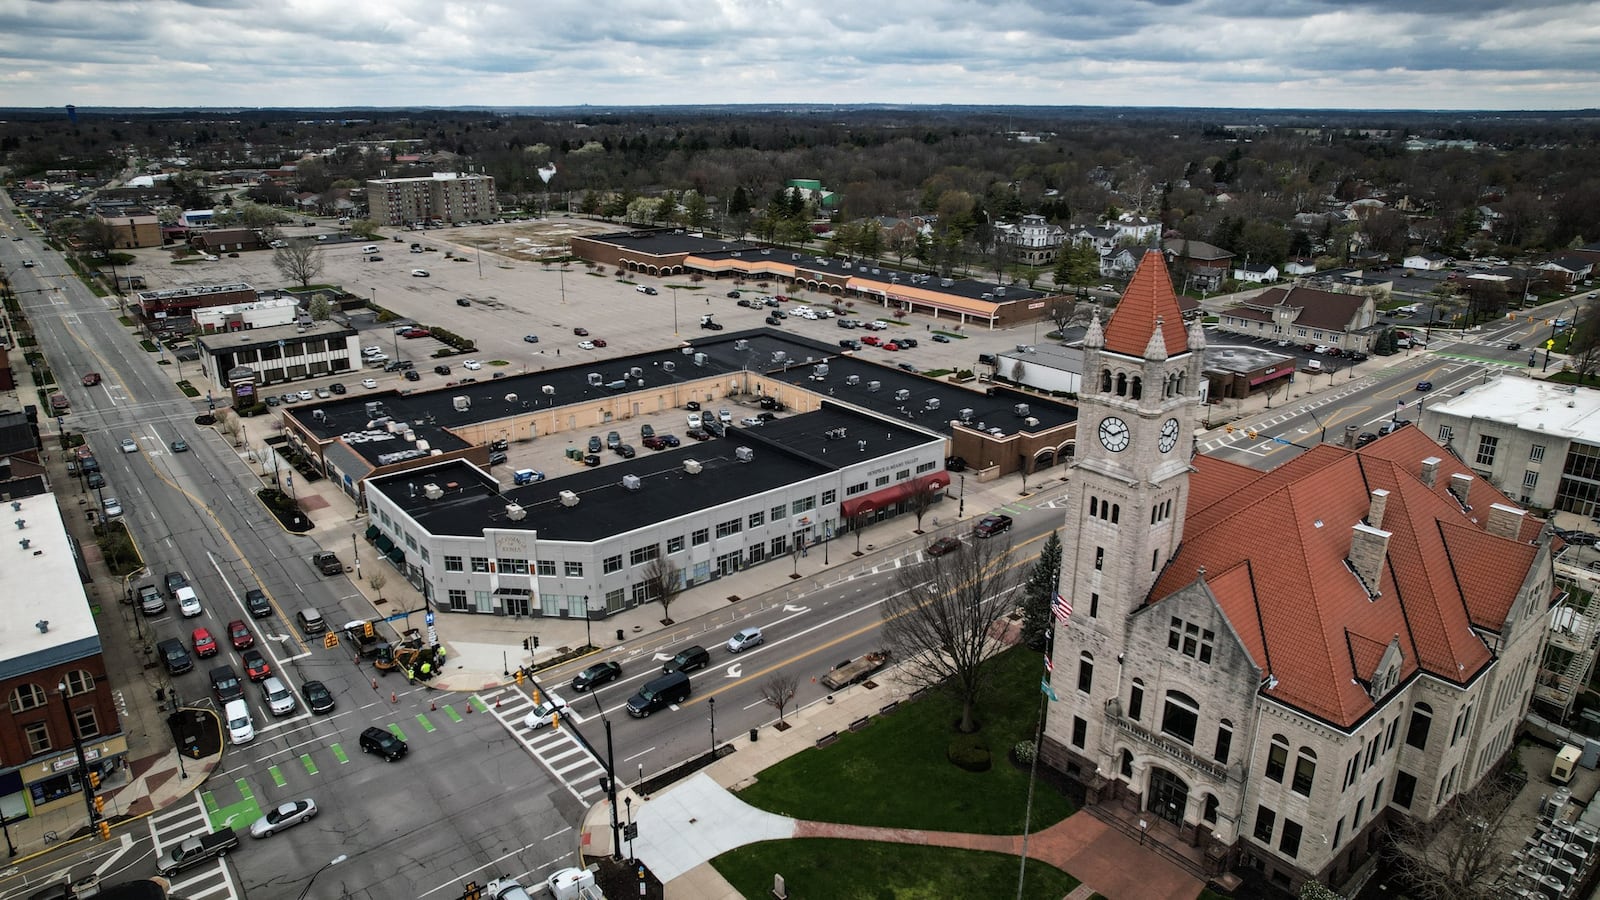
[559,490,580,508]
[417,440,430,452]
[772,351,788,364]
[1014,403,1031,416]
[662,361,676,373]
[606,380,627,391]
[505,503,526,521]
[813,364,829,378]
[846,374,860,386]
[872,268,880,274]
[894,389,910,401]
[1025,416,1040,427]
[792,253,800,260]
[504,393,517,403]
[735,447,754,463]
[423,483,444,500]
[995,286,1006,295]
[681,346,694,355]
[693,353,707,367]
[762,248,771,255]
[960,407,975,421]
[452,396,470,411]
[387,421,402,433]
[622,474,642,491]
[542,384,555,395]
[925,398,941,410]
[989,427,1005,436]
[629,366,643,378]
[587,373,603,386]
[683,459,703,474]
[313,409,326,421]
[867,380,881,392]
[734,339,749,351]
[365,401,382,417]
[941,278,954,287]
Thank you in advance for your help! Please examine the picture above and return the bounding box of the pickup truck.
[159,828,239,877]
[820,650,891,691]
[311,551,343,576]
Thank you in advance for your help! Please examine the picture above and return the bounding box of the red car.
[592,338,608,348]
[882,342,900,351]
[192,627,219,658]
[927,536,962,557]
[573,327,590,336]
[401,328,431,339]
[242,648,271,681]
[228,619,254,650]
[861,335,882,346]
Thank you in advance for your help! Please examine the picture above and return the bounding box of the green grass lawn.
[712,838,1078,900]
[736,646,1075,833]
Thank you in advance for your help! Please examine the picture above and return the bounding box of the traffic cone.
[371,678,378,690]
[496,694,503,709]
[466,701,473,714]
[391,691,397,704]
[430,698,437,711]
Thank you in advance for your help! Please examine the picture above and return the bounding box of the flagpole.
[1017,676,1050,899]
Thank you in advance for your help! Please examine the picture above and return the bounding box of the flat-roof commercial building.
[195,320,360,395]
[570,229,1069,331]
[0,495,126,825]
[366,173,498,226]
[134,282,257,320]
[366,403,948,619]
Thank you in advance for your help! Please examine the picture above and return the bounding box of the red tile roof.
[1103,251,1190,358]
[1151,427,1541,727]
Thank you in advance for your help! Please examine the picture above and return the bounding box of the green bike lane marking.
[205,779,262,832]
[469,696,489,713]
[302,754,320,775]
[388,723,408,741]
[444,704,463,723]
[268,765,286,788]
[331,743,349,764]
[416,714,437,733]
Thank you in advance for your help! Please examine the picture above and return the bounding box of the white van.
[1303,360,1324,373]
[224,699,255,745]
[361,244,379,254]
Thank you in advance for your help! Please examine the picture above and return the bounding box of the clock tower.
[1043,249,1205,773]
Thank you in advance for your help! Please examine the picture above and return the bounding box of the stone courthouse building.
[1040,251,1554,893]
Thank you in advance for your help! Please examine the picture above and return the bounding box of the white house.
[1402,253,1451,271]
[1233,262,1280,284]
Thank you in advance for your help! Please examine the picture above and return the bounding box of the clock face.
[1159,418,1180,453]
[1099,416,1130,452]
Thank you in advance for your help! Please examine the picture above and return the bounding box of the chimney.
[1368,489,1391,530]
[1448,472,1474,507]
[1420,456,1442,488]
[1349,523,1392,594]
[1484,502,1526,539]
[1343,424,1360,449]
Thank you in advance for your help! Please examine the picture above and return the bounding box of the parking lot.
[116,217,1079,398]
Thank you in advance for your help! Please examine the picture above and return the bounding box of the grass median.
[713,838,1079,900]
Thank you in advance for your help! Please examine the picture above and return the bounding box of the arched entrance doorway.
[1148,767,1190,826]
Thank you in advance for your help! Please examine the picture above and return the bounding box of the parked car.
[361,378,378,389]
[462,359,482,370]
[410,269,430,277]
[523,334,540,343]
[635,285,658,295]
[434,364,451,375]
[456,298,471,307]
[577,340,596,350]
[932,333,951,343]
[572,661,623,691]
[573,327,589,336]
[614,444,636,459]
[593,338,608,347]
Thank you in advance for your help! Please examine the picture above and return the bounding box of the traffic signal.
[462,881,481,900]
[97,821,111,841]
[598,775,612,794]
[1224,424,1235,434]
[89,771,100,789]
[532,688,542,704]
[95,796,106,814]
[514,669,524,685]
[1247,430,1259,440]
[551,712,560,730]
[532,636,540,649]
[522,638,530,650]
[364,622,375,638]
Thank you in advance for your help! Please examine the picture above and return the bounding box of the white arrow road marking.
[782,604,811,613]
[653,652,674,661]
[725,663,743,678]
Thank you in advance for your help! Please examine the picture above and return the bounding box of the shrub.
[947,734,992,772]
[1013,740,1037,764]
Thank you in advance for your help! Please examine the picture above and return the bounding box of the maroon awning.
[1249,368,1294,387]
[840,471,951,519]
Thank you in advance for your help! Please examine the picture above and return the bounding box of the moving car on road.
[251,799,317,838]
[571,661,622,691]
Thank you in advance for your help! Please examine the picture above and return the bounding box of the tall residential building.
[366,172,497,226]
[1041,250,1552,894]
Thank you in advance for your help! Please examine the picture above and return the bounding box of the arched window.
[1090,497,1098,518]
[1214,719,1233,764]
[62,669,95,697]
[1078,652,1094,694]
[1265,734,1289,782]
[8,683,45,713]
[1161,691,1199,745]
[1292,748,1318,796]
[1120,748,1134,778]
[1110,504,1120,524]
[1131,376,1143,400]
[1406,703,1433,750]
[1129,678,1145,721]
[1203,794,1220,824]
[1101,369,1112,393]
[1116,372,1128,396]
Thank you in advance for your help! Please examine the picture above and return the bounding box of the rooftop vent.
[693,353,707,367]
[825,427,848,440]
[622,474,642,491]
[13,518,23,530]
[629,366,643,379]
[19,538,31,550]
[846,374,860,386]
[925,398,941,410]
[959,407,974,422]
[858,440,868,451]
[894,389,910,401]
[35,620,48,634]
[559,490,580,508]
[587,373,602,386]
[662,361,676,373]
[735,447,754,463]
[505,503,526,521]
[734,339,749,351]
[452,396,470,412]
[1014,403,1030,416]
[365,401,382,418]
[504,393,517,403]
[684,459,703,475]
[1025,416,1040,427]
[423,483,444,500]
[542,384,555,395]
[8,501,18,512]
[867,380,881,392]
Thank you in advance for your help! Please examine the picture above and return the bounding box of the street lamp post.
[603,718,622,861]
[296,854,348,900]
[583,595,592,649]
[624,796,636,864]
[670,287,679,336]
[958,474,966,518]
[58,681,98,826]
[708,696,717,756]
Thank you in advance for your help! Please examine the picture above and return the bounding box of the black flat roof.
[373,403,941,541]
[589,230,756,257]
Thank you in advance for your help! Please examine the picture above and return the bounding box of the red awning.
[840,471,951,519]
[1249,368,1293,387]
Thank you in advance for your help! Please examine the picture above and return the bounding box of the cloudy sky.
[2,0,1598,110]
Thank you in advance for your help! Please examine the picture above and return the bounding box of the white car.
[102,497,122,518]
[202,254,220,261]
[577,340,596,350]
[315,388,331,399]
[361,378,378,389]
[726,627,764,653]
[119,438,139,453]
[686,412,702,429]
[411,269,430,277]
[298,389,313,401]
[523,699,568,730]
[1313,345,1330,355]
[740,417,763,427]
[718,409,733,424]
[250,798,317,838]
[462,359,482,370]
[363,345,383,355]
[177,588,202,618]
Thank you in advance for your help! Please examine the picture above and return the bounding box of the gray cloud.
[0,0,1595,108]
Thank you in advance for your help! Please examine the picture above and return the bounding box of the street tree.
[308,296,332,321]
[347,218,379,239]
[882,533,1026,733]
[1021,531,1061,650]
[642,552,683,625]
[908,480,941,533]
[1386,773,1524,900]
[759,672,799,726]
[272,242,324,289]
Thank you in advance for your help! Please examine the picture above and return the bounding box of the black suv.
[245,589,272,619]
[158,638,193,675]
[164,571,189,597]
[210,665,244,703]
[360,726,408,761]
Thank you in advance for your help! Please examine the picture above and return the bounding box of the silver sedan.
[250,798,318,838]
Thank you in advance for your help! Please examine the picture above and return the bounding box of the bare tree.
[852,508,873,556]
[272,242,324,288]
[909,480,940,533]
[367,571,387,603]
[882,534,1025,733]
[1386,773,1524,900]
[642,552,683,624]
[759,672,799,727]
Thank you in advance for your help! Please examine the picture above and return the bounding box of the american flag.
[1052,593,1073,624]
[1044,655,1054,673]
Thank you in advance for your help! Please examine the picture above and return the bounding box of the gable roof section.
[1149,427,1538,727]
[1102,251,1190,358]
